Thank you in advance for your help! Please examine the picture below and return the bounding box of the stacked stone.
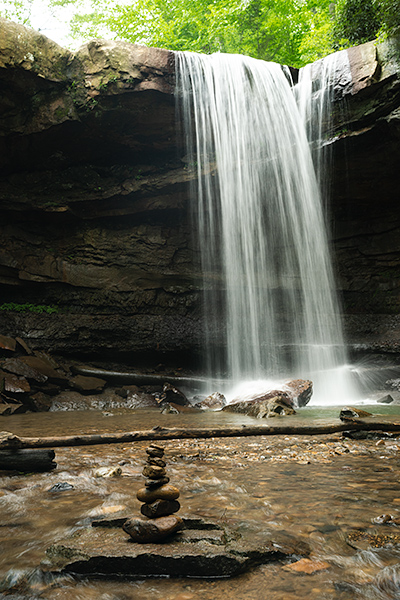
[123,444,183,543]
[137,444,181,518]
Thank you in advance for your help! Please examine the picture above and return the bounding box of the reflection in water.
[1,409,400,599]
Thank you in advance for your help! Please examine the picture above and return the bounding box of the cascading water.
[176,51,357,404]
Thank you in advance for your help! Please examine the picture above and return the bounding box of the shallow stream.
[2,407,400,599]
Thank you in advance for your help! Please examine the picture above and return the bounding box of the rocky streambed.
[2,417,400,599]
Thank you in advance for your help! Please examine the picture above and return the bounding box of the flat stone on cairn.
[122,444,183,543]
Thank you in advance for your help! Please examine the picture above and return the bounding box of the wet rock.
[196,392,227,410]
[379,394,394,404]
[69,375,106,394]
[142,464,166,479]
[146,445,165,458]
[1,358,48,383]
[340,406,373,420]
[284,379,313,407]
[49,482,74,493]
[145,476,170,489]
[123,515,184,543]
[94,466,122,478]
[157,383,189,406]
[47,517,310,577]
[17,357,67,385]
[372,514,400,525]
[141,499,180,518]
[282,557,330,574]
[0,372,30,394]
[146,457,166,468]
[0,335,16,352]
[373,514,393,524]
[137,484,180,504]
[223,393,296,418]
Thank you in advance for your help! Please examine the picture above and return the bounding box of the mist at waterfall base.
[176,50,360,407]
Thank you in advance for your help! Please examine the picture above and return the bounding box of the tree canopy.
[1,0,400,68]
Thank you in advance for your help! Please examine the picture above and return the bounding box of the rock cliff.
[329,38,400,354]
[0,17,399,361]
[0,18,202,361]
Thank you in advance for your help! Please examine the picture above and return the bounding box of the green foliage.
[0,302,59,314]
[1,0,399,68]
[65,0,337,67]
[379,0,400,35]
[333,0,381,46]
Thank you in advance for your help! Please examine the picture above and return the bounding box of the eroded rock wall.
[329,38,400,353]
[0,18,202,360]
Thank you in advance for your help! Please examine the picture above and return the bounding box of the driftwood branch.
[1,417,400,449]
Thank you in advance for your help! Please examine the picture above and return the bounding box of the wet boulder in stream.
[223,393,296,418]
[156,383,190,406]
[284,379,313,407]
[196,392,227,410]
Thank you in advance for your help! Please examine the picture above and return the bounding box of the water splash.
[176,50,357,404]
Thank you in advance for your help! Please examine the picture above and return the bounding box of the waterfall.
[176,51,356,404]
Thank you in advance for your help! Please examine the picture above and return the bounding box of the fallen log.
[71,365,215,388]
[0,448,56,471]
[1,416,400,449]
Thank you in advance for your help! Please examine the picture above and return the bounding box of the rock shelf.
[45,517,310,579]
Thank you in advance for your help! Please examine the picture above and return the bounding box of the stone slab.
[45,518,310,579]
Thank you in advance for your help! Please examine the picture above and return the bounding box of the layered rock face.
[0,17,399,360]
[0,18,202,360]
[328,39,400,353]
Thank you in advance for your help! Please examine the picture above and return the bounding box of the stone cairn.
[123,444,184,543]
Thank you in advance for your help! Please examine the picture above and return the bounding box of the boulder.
[1,358,48,383]
[339,406,373,420]
[69,375,106,394]
[0,335,16,352]
[17,356,67,384]
[196,392,227,410]
[0,371,30,394]
[94,466,122,478]
[223,393,296,418]
[379,394,395,404]
[284,379,313,407]
[156,383,190,406]
[123,515,184,543]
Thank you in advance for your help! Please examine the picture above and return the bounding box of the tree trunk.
[1,416,400,449]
